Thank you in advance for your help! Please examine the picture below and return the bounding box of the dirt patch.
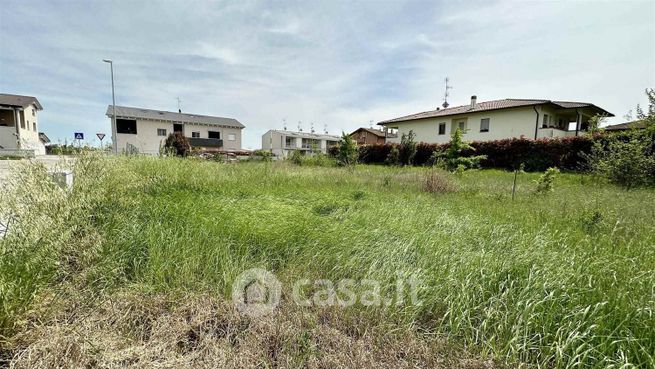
[7,290,496,369]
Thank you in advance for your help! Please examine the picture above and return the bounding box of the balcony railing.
[188,137,223,148]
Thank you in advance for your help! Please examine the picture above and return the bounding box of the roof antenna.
[310,122,315,133]
[282,118,287,130]
[298,121,302,132]
[442,77,452,109]
[369,119,374,129]
[324,124,328,134]
[176,97,182,113]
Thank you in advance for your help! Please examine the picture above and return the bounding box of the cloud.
[0,0,653,149]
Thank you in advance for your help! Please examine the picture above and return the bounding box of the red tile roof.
[379,98,613,125]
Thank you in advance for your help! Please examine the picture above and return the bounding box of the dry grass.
[7,290,495,369]
[423,170,457,194]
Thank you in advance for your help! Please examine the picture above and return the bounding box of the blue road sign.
[74,132,84,140]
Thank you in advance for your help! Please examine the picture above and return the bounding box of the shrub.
[288,150,304,165]
[385,146,400,165]
[424,170,456,194]
[252,149,273,162]
[163,132,191,157]
[535,167,559,194]
[433,128,486,171]
[398,130,417,166]
[588,135,655,188]
[336,132,358,166]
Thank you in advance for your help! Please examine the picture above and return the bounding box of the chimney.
[470,95,477,109]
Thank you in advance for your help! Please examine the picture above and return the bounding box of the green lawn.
[2,155,654,368]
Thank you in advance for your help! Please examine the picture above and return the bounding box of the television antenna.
[283,118,287,130]
[442,77,452,109]
[324,124,328,134]
[176,97,182,113]
[298,121,302,132]
[310,122,315,133]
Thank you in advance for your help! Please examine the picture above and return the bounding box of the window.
[480,118,490,132]
[542,114,549,128]
[454,119,466,132]
[227,133,236,141]
[192,131,200,138]
[32,109,35,117]
[173,123,183,132]
[33,122,37,131]
[19,111,25,129]
[208,131,221,139]
[116,119,137,134]
[326,140,338,148]
[438,122,446,135]
[157,128,167,136]
[285,136,295,148]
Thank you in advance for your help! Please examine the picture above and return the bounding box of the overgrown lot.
[1,156,654,368]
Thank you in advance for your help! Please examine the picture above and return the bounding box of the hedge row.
[354,136,596,171]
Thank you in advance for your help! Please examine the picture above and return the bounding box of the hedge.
[354,136,596,171]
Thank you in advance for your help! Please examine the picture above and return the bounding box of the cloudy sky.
[1,0,654,149]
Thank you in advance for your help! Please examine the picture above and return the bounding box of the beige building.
[0,93,45,155]
[106,106,244,155]
[261,130,340,158]
[379,96,613,144]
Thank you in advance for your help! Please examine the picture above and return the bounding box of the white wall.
[384,106,580,144]
[115,119,243,155]
[0,105,44,154]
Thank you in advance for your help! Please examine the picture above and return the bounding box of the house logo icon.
[232,268,281,317]
[74,132,84,140]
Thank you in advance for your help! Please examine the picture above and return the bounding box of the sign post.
[96,133,106,148]
[74,132,84,147]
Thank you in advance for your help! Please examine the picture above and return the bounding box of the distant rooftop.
[106,105,244,128]
[267,129,341,140]
[379,98,613,125]
[0,93,43,110]
[604,121,647,131]
[350,127,388,138]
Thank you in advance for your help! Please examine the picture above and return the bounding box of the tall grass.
[1,155,654,368]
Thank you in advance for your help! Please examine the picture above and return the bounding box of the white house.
[0,93,45,155]
[106,106,244,155]
[261,130,341,158]
[378,96,614,144]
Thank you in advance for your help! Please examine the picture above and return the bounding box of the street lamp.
[103,59,117,154]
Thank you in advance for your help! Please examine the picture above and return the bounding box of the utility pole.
[103,59,117,154]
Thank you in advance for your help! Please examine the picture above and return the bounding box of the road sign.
[74,132,84,140]
[96,133,106,141]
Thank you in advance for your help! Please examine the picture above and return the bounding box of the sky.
[1,0,654,149]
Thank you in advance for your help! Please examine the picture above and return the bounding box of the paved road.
[0,156,74,183]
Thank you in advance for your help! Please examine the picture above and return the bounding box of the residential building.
[349,127,393,145]
[261,130,340,158]
[378,96,613,144]
[0,93,45,155]
[604,121,647,131]
[106,106,244,155]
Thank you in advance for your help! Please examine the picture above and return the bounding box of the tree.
[586,114,606,136]
[163,132,191,157]
[398,130,417,166]
[433,128,486,171]
[336,132,358,166]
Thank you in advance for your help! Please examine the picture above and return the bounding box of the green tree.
[163,132,191,157]
[336,132,358,166]
[398,130,417,166]
[434,128,486,171]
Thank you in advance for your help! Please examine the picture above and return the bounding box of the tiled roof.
[267,129,341,141]
[604,121,647,131]
[0,93,43,110]
[379,98,613,125]
[106,105,244,128]
[350,127,387,138]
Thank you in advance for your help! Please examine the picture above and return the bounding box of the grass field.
[1,155,654,368]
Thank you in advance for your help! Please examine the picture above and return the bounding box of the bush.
[288,150,304,165]
[252,149,273,162]
[385,146,400,165]
[163,132,191,157]
[433,128,486,171]
[398,130,417,166]
[424,170,456,194]
[587,135,655,188]
[336,132,358,166]
[535,167,559,194]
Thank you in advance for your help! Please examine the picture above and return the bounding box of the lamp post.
[103,59,117,154]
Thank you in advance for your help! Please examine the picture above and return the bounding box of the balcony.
[188,137,223,148]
